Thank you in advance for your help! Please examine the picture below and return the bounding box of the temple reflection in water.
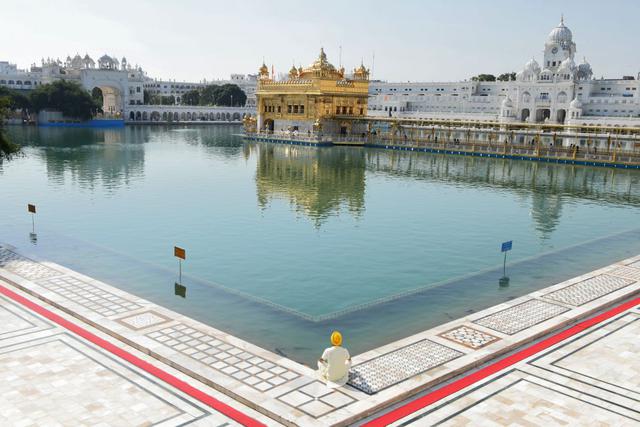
[253,141,640,236]
[254,144,366,226]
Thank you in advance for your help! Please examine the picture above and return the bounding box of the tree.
[214,84,246,106]
[30,80,100,121]
[143,89,152,104]
[471,74,496,82]
[497,72,517,81]
[91,87,103,105]
[182,90,200,106]
[160,95,175,105]
[0,96,20,160]
[199,85,218,105]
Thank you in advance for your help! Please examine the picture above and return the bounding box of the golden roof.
[298,48,344,80]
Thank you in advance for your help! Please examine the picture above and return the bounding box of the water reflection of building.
[255,143,366,225]
[15,126,147,190]
[365,149,640,237]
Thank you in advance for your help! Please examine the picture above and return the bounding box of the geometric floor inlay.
[36,276,141,318]
[542,274,634,307]
[0,249,63,281]
[609,265,640,282]
[439,325,500,349]
[348,339,463,394]
[116,310,171,330]
[473,299,569,335]
[147,324,299,392]
[277,381,356,418]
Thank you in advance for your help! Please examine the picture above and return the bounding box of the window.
[136,86,140,93]
[293,105,299,114]
[288,105,292,113]
[277,106,281,113]
[300,105,304,114]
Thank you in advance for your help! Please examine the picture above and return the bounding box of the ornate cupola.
[258,62,270,80]
[288,63,299,79]
[352,61,370,81]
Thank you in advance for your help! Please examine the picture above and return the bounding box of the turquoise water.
[1,125,640,365]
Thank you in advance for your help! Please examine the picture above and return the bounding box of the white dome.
[577,57,593,80]
[548,17,573,44]
[558,57,576,72]
[569,97,582,109]
[524,58,541,74]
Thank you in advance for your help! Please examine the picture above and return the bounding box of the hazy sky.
[2,0,638,83]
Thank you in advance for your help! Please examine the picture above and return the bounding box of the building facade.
[369,17,640,127]
[0,54,257,121]
[255,48,370,135]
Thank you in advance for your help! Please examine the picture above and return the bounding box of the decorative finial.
[560,13,564,25]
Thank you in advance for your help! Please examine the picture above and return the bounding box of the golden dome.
[353,61,369,80]
[299,47,343,80]
[259,62,269,75]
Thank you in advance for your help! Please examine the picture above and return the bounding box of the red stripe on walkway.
[364,296,640,427]
[0,283,266,427]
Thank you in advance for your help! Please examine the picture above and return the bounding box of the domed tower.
[544,15,576,72]
[499,95,515,122]
[352,61,370,81]
[121,57,128,71]
[576,57,593,81]
[568,97,583,119]
[288,63,299,79]
[516,58,541,82]
[258,62,270,80]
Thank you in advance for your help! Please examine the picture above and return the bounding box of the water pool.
[1,125,640,365]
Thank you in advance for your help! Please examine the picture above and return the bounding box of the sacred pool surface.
[1,125,640,365]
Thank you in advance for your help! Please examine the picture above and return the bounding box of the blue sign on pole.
[501,240,513,252]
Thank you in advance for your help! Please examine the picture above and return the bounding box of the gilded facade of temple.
[253,48,370,136]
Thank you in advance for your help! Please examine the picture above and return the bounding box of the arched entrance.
[521,108,530,122]
[556,109,567,123]
[91,85,122,116]
[264,119,274,132]
[536,108,551,123]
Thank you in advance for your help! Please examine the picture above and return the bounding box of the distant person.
[318,331,351,387]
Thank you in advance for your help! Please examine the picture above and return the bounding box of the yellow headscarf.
[331,331,342,346]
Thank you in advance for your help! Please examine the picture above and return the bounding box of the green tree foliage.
[160,95,175,105]
[186,84,247,107]
[471,74,497,82]
[30,80,100,121]
[91,87,104,109]
[0,96,20,160]
[182,90,200,106]
[497,72,517,81]
[143,89,152,105]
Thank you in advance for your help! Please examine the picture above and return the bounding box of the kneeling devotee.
[318,331,351,387]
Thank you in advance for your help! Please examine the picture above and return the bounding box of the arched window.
[522,92,531,103]
[557,92,567,103]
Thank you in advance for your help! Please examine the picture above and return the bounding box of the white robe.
[318,346,351,386]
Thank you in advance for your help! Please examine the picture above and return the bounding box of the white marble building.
[369,17,640,127]
[0,54,256,121]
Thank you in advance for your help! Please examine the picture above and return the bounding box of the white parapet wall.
[124,105,255,123]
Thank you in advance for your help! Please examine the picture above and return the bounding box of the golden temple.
[250,48,370,137]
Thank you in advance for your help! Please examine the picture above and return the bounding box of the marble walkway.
[0,243,639,426]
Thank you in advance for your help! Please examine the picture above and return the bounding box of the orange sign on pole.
[174,246,186,260]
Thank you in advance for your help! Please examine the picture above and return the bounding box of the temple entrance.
[556,109,567,123]
[536,108,551,123]
[520,108,530,122]
[264,119,274,132]
[92,85,122,117]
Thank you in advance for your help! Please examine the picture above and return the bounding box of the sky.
[1,0,638,83]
